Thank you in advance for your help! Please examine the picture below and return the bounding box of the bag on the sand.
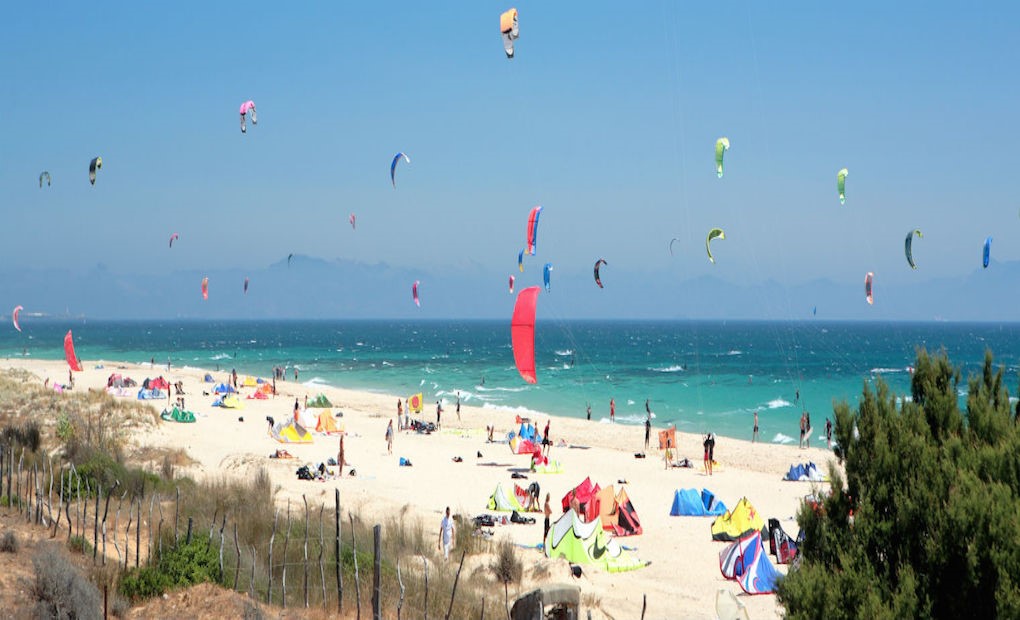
[511,510,535,525]
[474,514,496,528]
[399,457,413,467]
[296,465,314,481]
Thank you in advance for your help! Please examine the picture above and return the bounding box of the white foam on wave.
[210,353,231,361]
[381,361,394,367]
[870,367,905,374]
[649,365,685,373]
[302,377,330,387]
[476,385,528,393]
[554,349,574,357]
[772,433,796,445]
[481,403,548,419]
[727,350,743,356]
[766,398,792,409]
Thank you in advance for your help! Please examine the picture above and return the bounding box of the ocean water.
[5,320,1020,445]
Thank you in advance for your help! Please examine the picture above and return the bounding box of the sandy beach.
[4,357,837,619]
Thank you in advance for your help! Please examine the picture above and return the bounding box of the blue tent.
[784,462,824,481]
[670,488,727,516]
[203,373,214,383]
[718,530,781,595]
[212,383,236,394]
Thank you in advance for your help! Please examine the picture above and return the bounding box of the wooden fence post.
[218,514,226,578]
[93,483,100,563]
[101,482,119,565]
[267,508,278,605]
[303,495,310,609]
[396,561,405,620]
[445,550,467,620]
[250,545,257,599]
[186,516,193,545]
[373,524,382,620]
[423,555,429,620]
[233,523,241,591]
[335,489,343,613]
[135,496,141,568]
[351,513,360,620]
[318,504,326,610]
[282,501,291,609]
[174,487,180,545]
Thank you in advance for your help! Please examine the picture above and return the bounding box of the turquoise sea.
[4,320,1020,445]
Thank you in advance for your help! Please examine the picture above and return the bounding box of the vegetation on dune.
[778,349,1020,619]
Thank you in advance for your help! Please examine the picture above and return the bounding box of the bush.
[68,535,93,556]
[31,543,102,620]
[0,531,18,553]
[119,537,223,601]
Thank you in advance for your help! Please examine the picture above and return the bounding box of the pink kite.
[526,206,542,256]
[239,100,257,133]
[511,286,540,384]
[349,213,356,230]
[12,305,22,332]
[169,232,179,248]
[64,330,83,372]
[508,275,515,294]
[202,277,209,300]
[412,281,421,308]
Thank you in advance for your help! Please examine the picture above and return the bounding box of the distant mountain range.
[0,255,1016,321]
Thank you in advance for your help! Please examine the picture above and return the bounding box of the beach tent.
[307,394,333,408]
[257,382,273,395]
[670,488,728,517]
[658,426,677,450]
[561,477,601,522]
[509,434,540,456]
[213,382,236,394]
[145,377,170,391]
[718,530,781,595]
[298,407,318,428]
[783,462,826,482]
[271,420,314,444]
[315,410,343,434]
[766,518,799,564]
[160,407,196,423]
[242,376,258,387]
[203,373,214,382]
[712,497,765,541]
[217,394,244,409]
[545,510,647,573]
[137,388,164,400]
[611,488,643,536]
[534,460,563,474]
[106,386,134,398]
[487,483,525,512]
[247,390,268,400]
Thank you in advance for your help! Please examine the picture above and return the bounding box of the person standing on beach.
[805,411,812,448]
[337,434,346,477]
[586,402,591,421]
[703,433,715,475]
[799,411,807,449]
[664,438,673,470]
[294,398,300,424]
[644,414,651,450]
[456,392,461,421]
[439,506,455,560]
[543,494,552,544]
[397,399,403,430]
[542,420,551,456]
[436,401,442,429]
[752,410,759,443]
[294,367,299,381]
[825,417,833,449]
[610,398,615,423]
[385,420,394,454]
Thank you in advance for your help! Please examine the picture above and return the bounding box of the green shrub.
[119,537,222,601]
[68,535,93,556]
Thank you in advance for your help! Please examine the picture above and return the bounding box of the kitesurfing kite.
[543,263,553,292]
[64,330,83,372]
[201,277,209,300]
[669,238,680,256]
[12,306,23,332]
[243,277,249,294]
[239,100,257,133]
[905,229,922,269]
[594,259,607,288]
[837,168,849,205]
[89,157,102,185]
[287,254,294,267]
[715,138,730,178]
[865,272,874,305]
[169,233,179,249]
[706,228,725,263]
[412,281,421,307]
[500,8,519,58]
[518,249,525,272]
[509,275,515,294]
[349,214,356,230]
[983,236,992,268]
[39,172,51,188]
[390,152,410,188]
[511,286,540,384]
[526,206,542,255]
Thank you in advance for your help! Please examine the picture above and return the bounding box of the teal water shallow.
[5,320,1019,445]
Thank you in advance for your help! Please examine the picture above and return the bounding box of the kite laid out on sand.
[240,100,257,133]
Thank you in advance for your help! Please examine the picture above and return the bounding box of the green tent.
[545,510,646,573]
[160,406,196,423]
[307,394,333,408]
[486,483,525,512]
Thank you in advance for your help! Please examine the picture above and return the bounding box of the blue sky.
[2,2,1018,319]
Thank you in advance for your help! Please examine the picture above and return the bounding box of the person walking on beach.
[385,419,394,454]
[825,417,833,449]
[644,414,651,450]
[645,398,651,415]
[703,433,715,475]
[799,411,807,449]
[610,398,615,423]
[439,506,456,560]
[294,367,299,381]
[542,420,552,456]
[543,493,552,544]
[337,434,347,477]
[752,410,759,443]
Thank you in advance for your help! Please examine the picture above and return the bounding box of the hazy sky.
[2,2,1018,317]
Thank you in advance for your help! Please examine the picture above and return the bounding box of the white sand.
[5,358,837,619]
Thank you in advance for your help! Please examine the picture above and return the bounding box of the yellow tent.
[271,421,314,444]
[711,497,764,541]
[316,410,344,435]
[220,394,244,409]
[242,376,258,387]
